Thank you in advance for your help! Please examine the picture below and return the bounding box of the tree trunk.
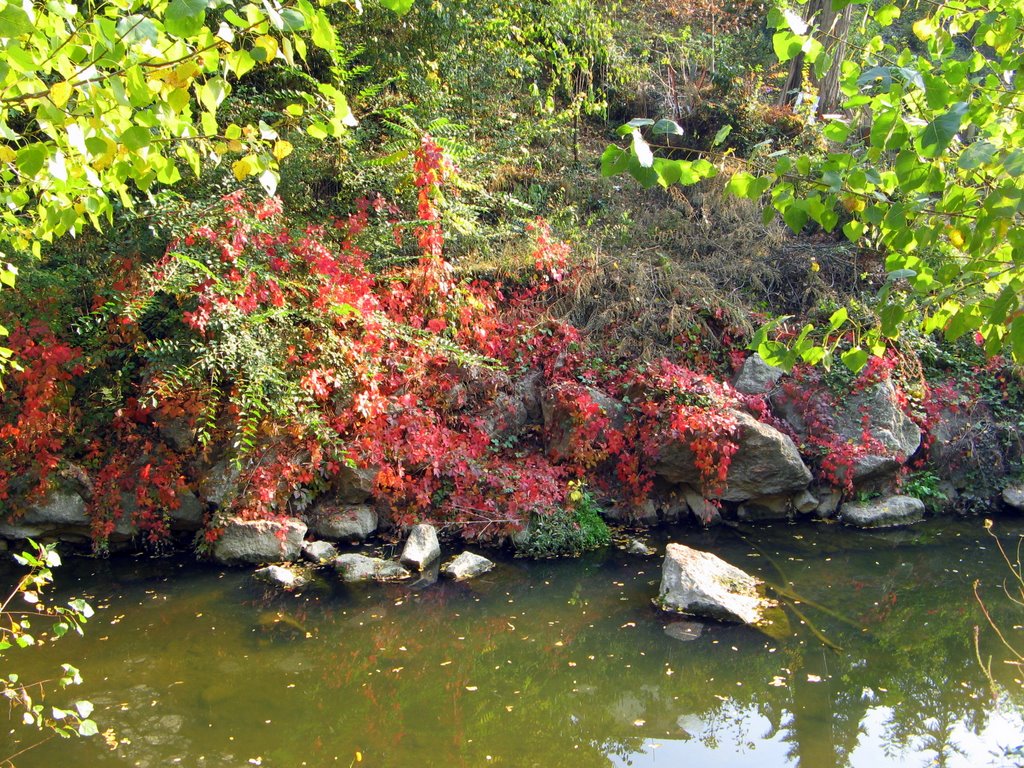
[778,0,854,115]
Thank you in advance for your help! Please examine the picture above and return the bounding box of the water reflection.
[3,519,1023,768]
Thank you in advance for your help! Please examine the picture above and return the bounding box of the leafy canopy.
[0,0,413,364]
[604,0,1024,371]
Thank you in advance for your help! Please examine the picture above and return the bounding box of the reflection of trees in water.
[12,522,1024,768]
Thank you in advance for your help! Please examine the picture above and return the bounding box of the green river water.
[3,518,1024,768]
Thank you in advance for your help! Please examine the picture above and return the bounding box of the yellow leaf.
[232,158,252,180]
[50,81,73,109]
[912,18,935,41]
[228,139,244,153]
[273,140,293,160]
[0,146,14,163]
[254,35,278,62]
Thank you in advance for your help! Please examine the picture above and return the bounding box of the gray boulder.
[400,523,440,571]
[254,564,307,589]
[542,385,626,460]
[22,491,88,526]
[1003,483,1024,511]
[737,494,793,522]
[627,539,656,556]
[302,540,339,563]
[211,517,306,564]
[835,382,921,484]
[734,354,783,395]
[308,503,377,542]
[656,410,811,502]
[168,490,205,530]
[197,459,240,509]
[658,543,772,625]
[840,495,925,528]
[682,487,720,526]
[334,553,411,582]
[334,463,379,504]
[441,551,495,581]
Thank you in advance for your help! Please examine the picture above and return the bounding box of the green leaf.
[0,3,32,36]
[916,102,967,158]
[651,119,684,137]
[875,4,900,25]
[841,347,869,372]
[379,0,415,14]
[823,122,851,143]
[1011,316,1024,363]
[77,719,99,737]
[16,145,45,177]
[958,140,996,170]
[116,14,159,45]
[120,126,151,150]
[165,0,211,37]
[712,125,733,146]
[600,145,629,177]
[773,30,803,63]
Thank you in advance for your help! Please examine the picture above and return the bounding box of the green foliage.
[515,482,611,558]
[1,542,97,759]
[902,470,948,513]
[604,0,1024,371]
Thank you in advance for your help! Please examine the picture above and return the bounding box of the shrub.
[515,481,611,558]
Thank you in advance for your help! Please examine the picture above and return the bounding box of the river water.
[3,518,1023,767]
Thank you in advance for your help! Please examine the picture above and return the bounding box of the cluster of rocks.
[227,519,494,590]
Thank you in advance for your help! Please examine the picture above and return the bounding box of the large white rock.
[658,543,770,625]
[840,495,925,528]
[441,551,494,581]
[400,523,440,571]
[211,517,306,564]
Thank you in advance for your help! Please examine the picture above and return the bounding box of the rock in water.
[664,620,704,642]
[333,553,411,582]
[253,565,307,589]
[400,524,440,571]
[302,540,339,564]
[1003,483,1024,511]
[441,551,494,581]
[840,495,925,528]
[211,518,306,565]
[657,543,770,625]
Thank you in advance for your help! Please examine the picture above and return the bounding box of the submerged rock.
[840,495,925,528]
[441,551,494,581]
[211,517,306,565]
[302,540,339,564]
[400,523,441,571]
[664,620,705,642]
[657,543,771,625]
[334,553,411,582]
[254,564,307,589]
